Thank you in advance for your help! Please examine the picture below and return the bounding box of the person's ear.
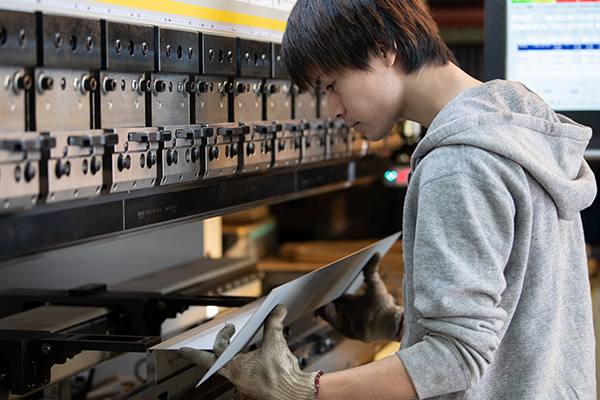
[378,45,397,68]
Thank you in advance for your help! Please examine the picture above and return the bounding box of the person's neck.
[402,62,482,128]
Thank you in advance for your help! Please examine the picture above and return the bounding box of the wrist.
[375,306,404,342]
[395,309,405,342]
[276,369,323,400]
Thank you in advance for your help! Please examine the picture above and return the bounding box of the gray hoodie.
[397,80,597,399]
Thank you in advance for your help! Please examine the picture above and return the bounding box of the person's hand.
[178,304,322,400]
[317,253,404,343]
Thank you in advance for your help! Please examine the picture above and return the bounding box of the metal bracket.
[253,123,283,134]
[175,126,214,139]
[0,136,55,152]
[67,133,118,147]
[128,131,171,143]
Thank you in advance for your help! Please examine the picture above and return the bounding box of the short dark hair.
[281,0,457,91]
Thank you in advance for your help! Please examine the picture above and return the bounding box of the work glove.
[178,304,322,400]
[317,253,404,343]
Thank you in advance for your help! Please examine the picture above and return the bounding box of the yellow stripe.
[93,0,287,31]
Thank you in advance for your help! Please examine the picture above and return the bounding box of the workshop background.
[1,0,599,399]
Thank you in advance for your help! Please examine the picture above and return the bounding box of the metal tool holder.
[42,129,116,203]
[34,14,101,132]
[195,34,237,125]
[302,120,327,164]
[102,127,161,193]
[157,124,213,185]
[234,39,271,123]
[241,121,281,173]
[0,132,54,212]
[0,10,36,133]
[265,43,293,122]
[98,20,155,129]
[148,27,198,127]
[202,122,246,179]
[273,119,306,168]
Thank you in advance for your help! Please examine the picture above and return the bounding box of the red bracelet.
[314,370,324,399]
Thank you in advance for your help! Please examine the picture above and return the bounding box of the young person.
[179,0,598,398]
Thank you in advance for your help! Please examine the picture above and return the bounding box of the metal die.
[293,86,318,120]
[327,119,350,160]
[0,10,37,68]
[194,75,229,124]
[149,73,194,126]
[240,121,281,173]
[34,68,95,131]
[233,78,263,122]
[43,129,112,203]
[99,71,148,128]
[302,120,327,164]
[0,132,52,212]
[265,79,292,121]
[273,120,306,168]
[157,124,213,186]
[0,67,31,132]
[104,127,161,193]
[202,123,246,179]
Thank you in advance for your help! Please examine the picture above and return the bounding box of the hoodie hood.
[411,80,596,221]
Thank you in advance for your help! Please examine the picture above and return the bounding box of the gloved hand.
[317,253,404,343]
[178,304,322,400]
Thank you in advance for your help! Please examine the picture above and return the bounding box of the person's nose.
[327,93,346,119]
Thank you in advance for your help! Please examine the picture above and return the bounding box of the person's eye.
[326,82,335,91]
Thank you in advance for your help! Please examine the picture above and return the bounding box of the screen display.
[506,0,600,111]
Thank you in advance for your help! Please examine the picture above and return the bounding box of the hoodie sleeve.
[398,147,517,398]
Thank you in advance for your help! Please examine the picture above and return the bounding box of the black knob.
[172,149,178,164]
[24,162,35,182]
[117,154,131,171]
[247,143,255,156]
[230,144,238,157]
[279,140,286,151]
[166,149,173,166]
[139,79,152,92]
[104,78,117,92]
[90,156,101,175]
[236,82,247,93]
[269,84,279,94]
[197,81,209,93]
[209,146,219,161]
[184,80,196,93]
[191,147,200,163]
[147,152,156,169]
[16,75,32,91]
[223,82,233,94]
[55,160,70,178]
[40,76,54,91]
[265,141,272,153]
[83,77,97,92]
[306,138,312,147]
[258,83,268,94]
[154,80,166,93]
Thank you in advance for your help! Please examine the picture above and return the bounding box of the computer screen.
[485,0,600,149]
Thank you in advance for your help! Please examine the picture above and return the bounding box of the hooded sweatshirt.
[397,80,597,399]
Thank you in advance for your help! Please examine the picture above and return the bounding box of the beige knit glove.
[178,304,321,400]
[317,254,404,343]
